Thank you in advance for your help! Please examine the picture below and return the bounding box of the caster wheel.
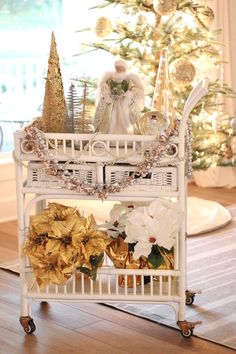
[181,329,193,338]
[24,319,36,334]
[185,296,194,306]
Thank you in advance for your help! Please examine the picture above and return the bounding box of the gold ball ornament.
[95,17,113,38]
[170,59,196,86]
[138,111,168,136]
[153,0,177,16]
[143,0,153,6]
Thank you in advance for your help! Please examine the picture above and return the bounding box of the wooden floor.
[0,184,236,354]
[188,182,236,206]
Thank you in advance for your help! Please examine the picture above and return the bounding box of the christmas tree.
[80,0,235,170]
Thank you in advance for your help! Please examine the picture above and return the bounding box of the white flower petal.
[126,209,146,226]
[148,199,165,218]
[110,203,126,221]
[151,213,180,249]
[125,222,147,243]
[133,241,152,259]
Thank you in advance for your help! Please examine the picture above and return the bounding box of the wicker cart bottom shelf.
[25,268,180,301]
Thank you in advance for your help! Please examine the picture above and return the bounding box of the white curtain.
[211,0,236,116]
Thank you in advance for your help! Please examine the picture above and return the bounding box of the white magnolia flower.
[125,199,182,259]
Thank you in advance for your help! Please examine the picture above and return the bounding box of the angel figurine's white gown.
[94,70,145,134]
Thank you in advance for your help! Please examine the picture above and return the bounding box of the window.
[0,0,113,155]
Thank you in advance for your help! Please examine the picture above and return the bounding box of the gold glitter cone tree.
[78,0,236,171]
[41,32,68,133]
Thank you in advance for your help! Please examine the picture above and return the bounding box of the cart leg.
[177,170,194,337]
[20,279,29,317]
[15,161,37,334]
[19,281,36,334]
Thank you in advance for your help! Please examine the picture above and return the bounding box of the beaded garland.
[23,122,181,200]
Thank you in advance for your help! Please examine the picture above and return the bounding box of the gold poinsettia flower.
[72,214,110,270]
[29,203,81,237]
[45,215,86,264]
[30,213,53,237]
[47,202,81,221]
[28,252,75,289]
[49,214,84,238]
[23,232,48,256]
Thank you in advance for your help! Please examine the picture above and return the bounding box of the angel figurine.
[94,59,145,134]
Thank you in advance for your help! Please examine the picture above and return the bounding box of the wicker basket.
[105,165,177,192]
[27,162,97,188]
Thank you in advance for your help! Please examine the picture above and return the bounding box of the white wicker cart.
[14,79,208,337]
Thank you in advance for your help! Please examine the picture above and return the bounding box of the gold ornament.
[170,58,195,86]
[152,48,175,128]
[95,16,113,38]
[153,0,177,16]
[143,0,153,5]
[197,6,214,27]
[138,111,168,136]
[41,32,68,133]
